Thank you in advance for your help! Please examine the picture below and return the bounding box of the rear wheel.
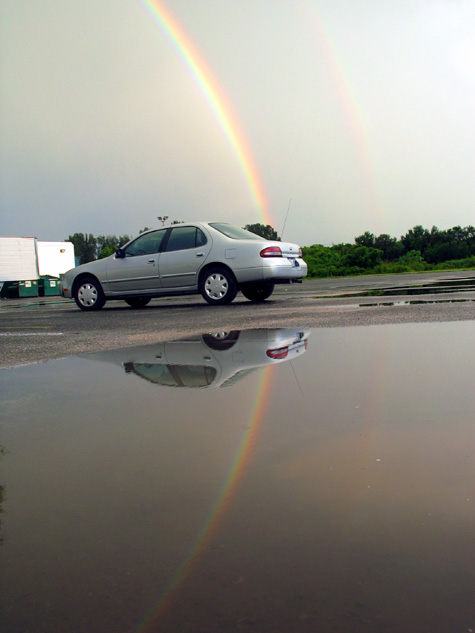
[200,267,237,305]
[74,277,106,311]
[241,282,274,302]
[202,331,240,350]
[124,297,151,308]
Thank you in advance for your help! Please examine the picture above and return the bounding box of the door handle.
[147,259,156,264]
[196,252,204,257]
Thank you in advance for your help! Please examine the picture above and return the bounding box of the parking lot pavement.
[0,271,474,368]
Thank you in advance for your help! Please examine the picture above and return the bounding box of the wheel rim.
[204,273,228,300]
[210,331,230,340]
[78,283,98,307]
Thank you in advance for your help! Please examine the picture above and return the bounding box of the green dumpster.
[1,282,19,298]
[39,277,60,296]
[18,280,39,297]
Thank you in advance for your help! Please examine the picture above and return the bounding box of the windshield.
[209,223,265,240]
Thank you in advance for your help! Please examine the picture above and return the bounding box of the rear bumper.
[233,259,307,284]
[261,258,307,281]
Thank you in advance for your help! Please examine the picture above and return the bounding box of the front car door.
[105,229,166,295]
[159,226,211,289]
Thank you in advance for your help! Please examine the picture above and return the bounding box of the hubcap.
[78,283,98,307]
[205,273,228,300]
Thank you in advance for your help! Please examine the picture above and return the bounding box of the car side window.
[165,227,207,252]
[124,230,166,257]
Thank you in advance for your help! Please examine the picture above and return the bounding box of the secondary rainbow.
[136,365,275,632]
[138,0,273,226]
[302,3,385,233]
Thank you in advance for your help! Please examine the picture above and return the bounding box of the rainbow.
[136,365,275,632]
[138,0,273,226]
[302,5,385,233]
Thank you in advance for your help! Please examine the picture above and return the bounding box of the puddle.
[316,276,475,299]
[0,325,474,633]
[361,298,475,307]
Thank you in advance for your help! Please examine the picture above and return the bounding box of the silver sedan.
[60,222,307,311]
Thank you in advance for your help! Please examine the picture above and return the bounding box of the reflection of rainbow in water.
[136,365,275,633]
[138,0,273,226]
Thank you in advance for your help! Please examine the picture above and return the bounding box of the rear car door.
[106,230,166,294]
[158,226,211,288]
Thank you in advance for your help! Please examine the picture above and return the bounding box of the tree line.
[303,224,475,277]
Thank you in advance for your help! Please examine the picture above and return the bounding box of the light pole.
[157,216,169,226]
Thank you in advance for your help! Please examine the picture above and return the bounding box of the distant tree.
[374,234,405,261]
[244,223,280,241]
[97,246,116,259]
[171,220,185,225]
[96,234,131,259]
[354,231,375,248]
[118,234,131,247]
[139,227,151,234]
[397,250,425,265]
[96,235,119,257]
[301,244,343,277]
[401,225,431,254]
[341,244,383,270]
[68,233,97,264]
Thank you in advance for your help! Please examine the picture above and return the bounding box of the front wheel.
[200,267,237,305]
[125,297,151,308]
[74,277,106,311]
[241,282,274,302]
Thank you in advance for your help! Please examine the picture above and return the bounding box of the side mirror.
[116,248,125,259]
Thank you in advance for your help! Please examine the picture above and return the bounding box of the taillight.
[298,248,302,258]
[266,346,289,359]
[260,246,283,257]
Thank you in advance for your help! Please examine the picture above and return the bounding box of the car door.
[106,229,166,294]
[158,226,211,288]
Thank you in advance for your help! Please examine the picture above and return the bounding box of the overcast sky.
[1,0,474,247]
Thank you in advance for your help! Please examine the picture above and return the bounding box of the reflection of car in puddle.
[84,329,310,388]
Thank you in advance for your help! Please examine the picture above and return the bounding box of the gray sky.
[1,0,474,247]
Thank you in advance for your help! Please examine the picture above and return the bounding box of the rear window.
[209,223,264,240]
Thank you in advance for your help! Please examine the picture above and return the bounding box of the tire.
[202,331,240,351]
[74,277,106,311]
[241,282,274,302]
[200,267,237,305]
[125,297,151,308]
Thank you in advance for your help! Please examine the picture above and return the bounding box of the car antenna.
[280,198,292,240]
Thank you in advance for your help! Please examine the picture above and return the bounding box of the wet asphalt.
[0,270,474,369]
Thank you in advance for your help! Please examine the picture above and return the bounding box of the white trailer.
[0,237,39,282]
[36,241,75,278]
